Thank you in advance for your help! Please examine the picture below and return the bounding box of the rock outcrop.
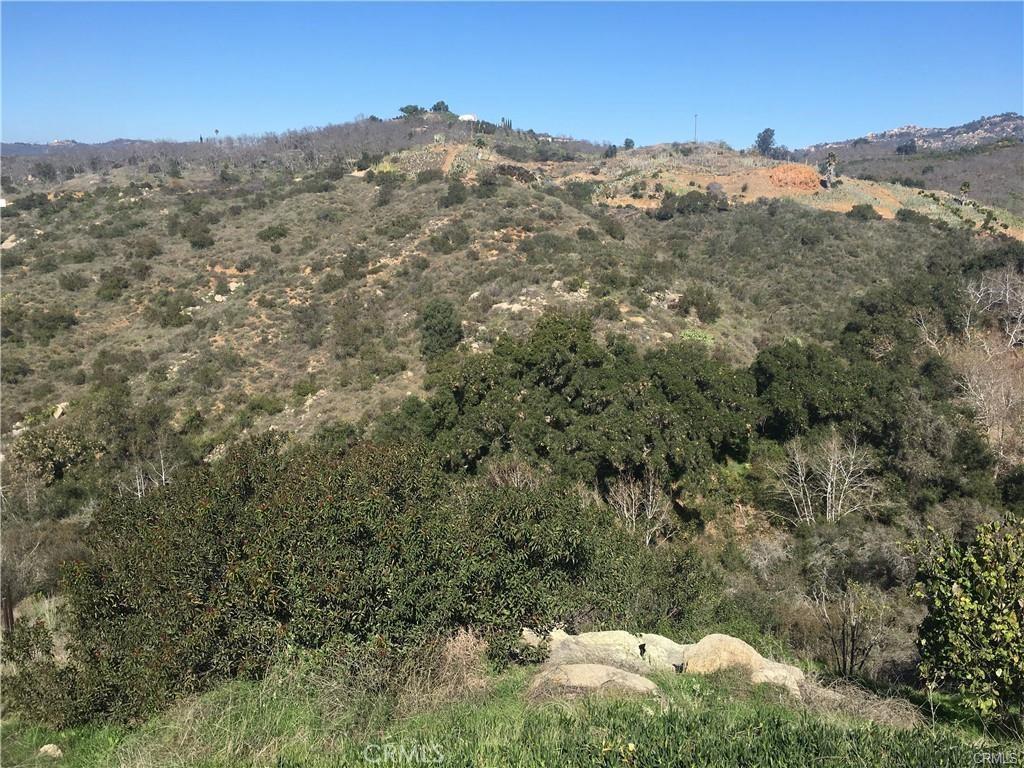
[529,663,661,700]
[38,744,63,759]
[680,634,804,697]
[526,628,805,700]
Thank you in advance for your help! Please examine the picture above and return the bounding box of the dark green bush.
[439,179,468,208]
[183,219,214,249]
[57,271,89,292]
[428,222,470,254]
[1,306,78,345]
[96,268,131,301]
[319,272,347,293]
[889,177,925,190]
[418,298,463,358]
[374,214,421,241]
[124,236,163,260]
[403,312,756,484]
[518,232,572,262]
[847,204,882,221]
[1,355,33,384]
[145,289,194,328]
[597,215,626,241]
[11,192,49,211]
[256,224,289,242]
[676,285,722,323]
[474,170,500,198]
[1,437,679,725]
[416,168,444,185]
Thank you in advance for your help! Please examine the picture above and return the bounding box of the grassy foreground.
[2,661,1012,768]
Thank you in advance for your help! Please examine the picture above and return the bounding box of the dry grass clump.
[110,629,491,768]
[395,629,491,716]
[800,677,925,730]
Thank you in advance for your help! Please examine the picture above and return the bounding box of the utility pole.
[694,114,698,144]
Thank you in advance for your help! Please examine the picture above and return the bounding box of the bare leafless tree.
[607,466,671,546]
[768,439,817,525]
[962,268,1024,351]
[953,339,1024,468]
[769,429,880,525]
[810,580,894,678]
[484,455,541,491]
[817,431,881,523]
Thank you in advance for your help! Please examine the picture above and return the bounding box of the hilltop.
[801,112,1024,154]
[798,113,1024,215]
[2,110,1021,448]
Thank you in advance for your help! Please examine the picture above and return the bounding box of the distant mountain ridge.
[1,138,151,157]
[801,112,1023,154]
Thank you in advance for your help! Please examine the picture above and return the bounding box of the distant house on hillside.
[458,114,478,123]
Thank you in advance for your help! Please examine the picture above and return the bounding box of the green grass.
[0,720,123,768]
[3,664,1009,768]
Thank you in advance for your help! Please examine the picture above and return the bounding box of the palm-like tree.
[958,181,970,206]
[824,152,837,189]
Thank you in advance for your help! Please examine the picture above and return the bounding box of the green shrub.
[57,272,89,292]
[219,166,241,184]
[96,268,131,301]
[518,232,572,262]
[145,289,194,328]
[124,236,163,260]
[1,249,25,269]
[676,285,722,323]
[889,176,925,190]
[1,355,33,384]
[895,208,944,228]
[323,157,349,180]
[597,215,626,241]
[428,222,470,254]
[181,194,209,216]
[1,437,674,725]
[292,376,319,399]
[592,298,621,320]
[294,178,335,195]
[1,306,78,345]
[374,214,421,241]
[439,179,468,208]
[183,219,214,249]
[416,168,444,185]
[418,298,463,358]
[319,273,347,293]
[256,224,289,242]
[66,246,100,265]
[404,312,756,484]
[915,514,1023,725]
[847,204,882,221]
[11,192,50,211]
[474,170,499,198]
[246,394,284,416]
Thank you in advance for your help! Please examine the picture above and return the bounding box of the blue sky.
[2,2,1022,148]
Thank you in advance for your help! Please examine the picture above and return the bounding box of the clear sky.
[2,2,1022,149]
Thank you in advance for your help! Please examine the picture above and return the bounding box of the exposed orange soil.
[441,145,460,175]
[605,195,659,209]
[766,164,821,191]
